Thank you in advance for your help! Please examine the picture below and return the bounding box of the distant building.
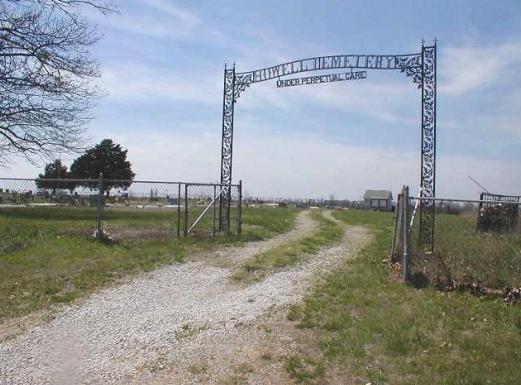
[363,190,393,211]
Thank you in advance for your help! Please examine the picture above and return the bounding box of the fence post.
[96,172,104,240]
[226,185,232,234]
[177,183,181,237]
[391,192,403,261]
[476,192,484,232]
[238,180,242,235]
[213,185,217,237]
[184,183,189,237]
[402,186,411,282]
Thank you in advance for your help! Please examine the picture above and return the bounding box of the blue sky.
[8,0,521,199]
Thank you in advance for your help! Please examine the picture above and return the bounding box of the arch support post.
[419,43,437,251]
[219,65,236,232]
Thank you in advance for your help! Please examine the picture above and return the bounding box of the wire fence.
[391,186,521,295]
[0,176,242,240]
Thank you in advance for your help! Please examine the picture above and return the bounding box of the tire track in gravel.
[189,210,317,268]
[0,210,370,385]
[131,211,371,385]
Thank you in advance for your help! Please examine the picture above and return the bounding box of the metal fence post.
[213,185,217,237]
[96,172,104,240]
[226,185,232,234]
[402,186,411,282]
[177,183,181,237]
[238,180,242,235]
[391,192,403,261]
[184,183,189,237]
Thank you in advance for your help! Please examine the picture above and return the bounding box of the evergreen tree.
[70,139,135,195]
[36,159,71,194]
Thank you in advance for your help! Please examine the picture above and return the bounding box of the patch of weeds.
[188,363,208,375]
[135,353,170,374]
[286,356,324,383]
[0,222,45,254]
[176,323,207,340]
[235,362,254,374]
[515,317,521,335]
[221,374,247,385]
[409,212,521,289]
[287,304,304,322]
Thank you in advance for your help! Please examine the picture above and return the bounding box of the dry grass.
[0,206,297,320]
[413,213,521,288]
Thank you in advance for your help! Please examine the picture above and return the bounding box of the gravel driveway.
[0,211,370,385]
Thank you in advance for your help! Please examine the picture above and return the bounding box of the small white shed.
[363,190,393,211]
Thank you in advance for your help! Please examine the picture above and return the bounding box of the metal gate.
[185,181,242,237]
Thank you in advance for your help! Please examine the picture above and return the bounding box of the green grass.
[241,207,298,239]
[0,206,297,320]
[286,209,521,384]
[413,213,521,288]
[232,210,344,282]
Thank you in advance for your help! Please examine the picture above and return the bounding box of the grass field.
[286,209,521,384]
[231,210,344,283]
[0,206,297,320]
[413,212,521,288]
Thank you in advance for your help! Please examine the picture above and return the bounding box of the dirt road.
[0,211,370,385]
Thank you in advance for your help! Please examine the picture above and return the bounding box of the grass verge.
[286,209,521,384]
[231,210,343,283]
[0,207,297,321]
[412,213,521,288]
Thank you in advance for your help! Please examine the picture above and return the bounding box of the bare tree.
[0,0,116,162]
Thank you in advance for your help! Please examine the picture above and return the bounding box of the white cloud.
[101,64,220,104]
[6,131,519,200]
[89,0,201,40]
[137,0,200,28]
[440,41,521,95]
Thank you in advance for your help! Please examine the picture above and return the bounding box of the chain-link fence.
[391,186,521,292]
[183,182,242,237]
[0,177,242,240]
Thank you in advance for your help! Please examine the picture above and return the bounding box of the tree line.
[37,139,135,194]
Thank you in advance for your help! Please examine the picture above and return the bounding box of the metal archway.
[219,42,437,249]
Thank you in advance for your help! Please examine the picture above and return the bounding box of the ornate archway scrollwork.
[219,43,437,248]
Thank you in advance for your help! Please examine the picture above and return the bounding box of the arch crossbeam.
[219,44,436,249]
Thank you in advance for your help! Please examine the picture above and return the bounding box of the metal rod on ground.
[402,186,411,282]
[177,183,181,238]
[96,172,104,240]
[184,184,189,237]
[238,180,242,235]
